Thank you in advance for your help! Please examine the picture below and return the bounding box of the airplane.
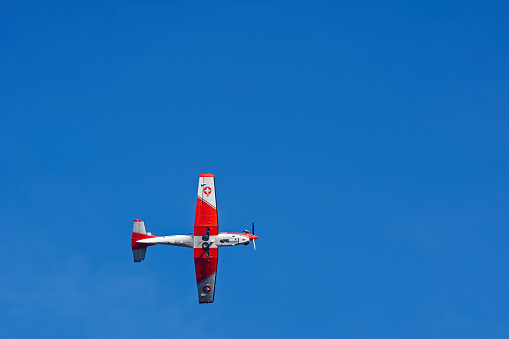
[130,173,258,304]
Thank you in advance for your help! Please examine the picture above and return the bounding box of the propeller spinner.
[242,222,257,250]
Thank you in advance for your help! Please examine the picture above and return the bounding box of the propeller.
[252,222,256,250]
[242,222,257,250]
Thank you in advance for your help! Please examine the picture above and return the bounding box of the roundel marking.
[203,285,211,293]
[203,186,212,195]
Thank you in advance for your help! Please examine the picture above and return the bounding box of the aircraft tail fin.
[131,219,156,262]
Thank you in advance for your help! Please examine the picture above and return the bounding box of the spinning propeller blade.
[252,222,256,250]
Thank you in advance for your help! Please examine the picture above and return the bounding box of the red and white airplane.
[130,174,258,304]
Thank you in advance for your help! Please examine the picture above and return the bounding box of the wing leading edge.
[194,174,219,303]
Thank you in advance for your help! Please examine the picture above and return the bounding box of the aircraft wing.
[194,174,219,303]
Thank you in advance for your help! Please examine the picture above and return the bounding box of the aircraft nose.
[249,235,258,240]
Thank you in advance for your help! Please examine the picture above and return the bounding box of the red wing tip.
[134,260,141,262]
[134,219,141,222]
[200,174,215,177]
[199,301,214,304]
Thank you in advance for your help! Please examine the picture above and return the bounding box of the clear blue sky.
[1,1,508,338]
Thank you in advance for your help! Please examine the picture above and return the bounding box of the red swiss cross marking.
[203,186,212,195]
[203,285,211,293]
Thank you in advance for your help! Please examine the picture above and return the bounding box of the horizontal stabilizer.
[133,219,147,235]
[133,247,147,262]
[131,219,156,262]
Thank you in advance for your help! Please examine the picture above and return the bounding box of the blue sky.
[1,1,509,338]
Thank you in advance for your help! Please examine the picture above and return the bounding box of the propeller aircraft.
[131,174,258,304]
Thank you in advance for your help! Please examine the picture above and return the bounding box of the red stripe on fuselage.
[131,232,157,249]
